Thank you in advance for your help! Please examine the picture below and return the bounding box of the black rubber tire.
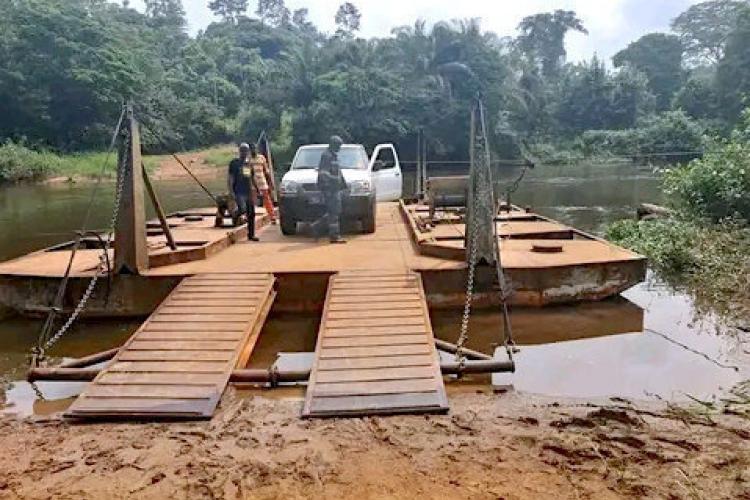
[280,215,297,235]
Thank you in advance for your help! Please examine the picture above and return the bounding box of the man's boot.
[329,223,345,244]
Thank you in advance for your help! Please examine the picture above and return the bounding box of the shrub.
[580,110,706,161]
[606,219,700,275]
[664,138,750,222]
[0,141,62,183]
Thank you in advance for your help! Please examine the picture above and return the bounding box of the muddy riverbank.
[0,391,748,499]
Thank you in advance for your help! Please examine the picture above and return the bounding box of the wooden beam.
[114,104,148,275]
[142,163,177,251]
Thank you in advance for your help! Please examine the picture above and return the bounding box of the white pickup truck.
[277,143,403,235]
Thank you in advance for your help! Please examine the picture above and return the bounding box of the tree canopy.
[613,33,683,111]
[671,0,749,65]
[0,0,747,160]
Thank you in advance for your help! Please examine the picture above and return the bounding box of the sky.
[131,0,700,63]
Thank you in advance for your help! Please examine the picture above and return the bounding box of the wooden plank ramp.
[65,273,276,419]
[303,270,448,418]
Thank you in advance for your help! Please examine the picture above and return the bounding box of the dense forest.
[1,0,750,163]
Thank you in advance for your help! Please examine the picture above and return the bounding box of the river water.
[0,163,747,416]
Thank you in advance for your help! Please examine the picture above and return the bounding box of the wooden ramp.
[66,273,275,419]
[303,271,449,418]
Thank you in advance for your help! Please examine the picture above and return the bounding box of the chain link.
[455,193,480,373]
[29,381,46,401]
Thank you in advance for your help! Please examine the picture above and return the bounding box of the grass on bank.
[607,218,750,323]
[0,141,228,183]
[201,145,235,169]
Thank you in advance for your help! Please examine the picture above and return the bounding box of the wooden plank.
[83,385,216,400]
[323,325,428,337]
[177,286,268,292]
[66,273,276,419]
[159,306,254,314]
[317,355,435,371]
[129,340,238,351]
[328,295,419,305]
[319,344,432,359]
[171,292,265,299]
[309,392,447,417]
[332,289,421,297]
[148,314,254,323]
[188,274,253,279]
[304,271,448,418]
[142,323,246,332]
[326,317,425,328]
[107,361,226,373]
[326,309,423,320]
[327,301,422,312]
[64,398,209,416]
[186,278,270,284]
[322,335,428,348]
[333,277,418,284]
[98,373,225,386]
[313,378,438,397]
[333,281,418,290]
[165,301,257,308]
[136,331,242,341]
[118,350,234,362]
[315,366,436,383]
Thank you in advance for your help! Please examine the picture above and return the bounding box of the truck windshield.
[292,146,367,170]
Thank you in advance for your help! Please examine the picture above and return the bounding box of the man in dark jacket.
[227,143,259,241]
[315,135,347,243]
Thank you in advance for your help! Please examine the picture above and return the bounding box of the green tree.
[613,33,683,111]
[144,0,186,28]
[256,0,290,27]
[671,0,748,65]
[716,5,750,122]
[207,0,248,24]
[517,10,588,78]
[672,76,718,119]
[335,2,362,38]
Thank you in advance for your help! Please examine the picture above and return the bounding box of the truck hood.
[282,169,371,185]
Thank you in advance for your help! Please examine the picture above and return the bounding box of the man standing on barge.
[313,136,347,244]
[227,143,259,241]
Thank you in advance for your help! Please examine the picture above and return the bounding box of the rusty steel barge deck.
[0,202,645,319]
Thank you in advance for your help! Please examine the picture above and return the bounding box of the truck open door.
[370,144,403,202]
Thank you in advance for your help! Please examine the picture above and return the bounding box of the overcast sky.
[131,0,699,63]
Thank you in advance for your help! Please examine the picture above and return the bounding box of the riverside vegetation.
[3,1,750,181]
[607,110,750,326]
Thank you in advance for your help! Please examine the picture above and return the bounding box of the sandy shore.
[0,389,747,499]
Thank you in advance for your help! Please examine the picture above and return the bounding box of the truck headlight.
[280,180,300,195]
[349,179,372,195]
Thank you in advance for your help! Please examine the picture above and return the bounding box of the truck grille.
[302,183,319,192]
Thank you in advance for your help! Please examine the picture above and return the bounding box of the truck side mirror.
[373,160,385,171]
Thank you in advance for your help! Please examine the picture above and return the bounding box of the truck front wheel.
[280,215,297,235]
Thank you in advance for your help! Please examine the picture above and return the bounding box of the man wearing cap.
[314,135,347,244]
[227,143,259,241]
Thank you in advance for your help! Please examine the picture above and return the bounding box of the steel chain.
[29,381,46,401]
[37,130,128,357]
[454,182,481,373]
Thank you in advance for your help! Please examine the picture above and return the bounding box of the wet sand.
[0,390,747,499]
